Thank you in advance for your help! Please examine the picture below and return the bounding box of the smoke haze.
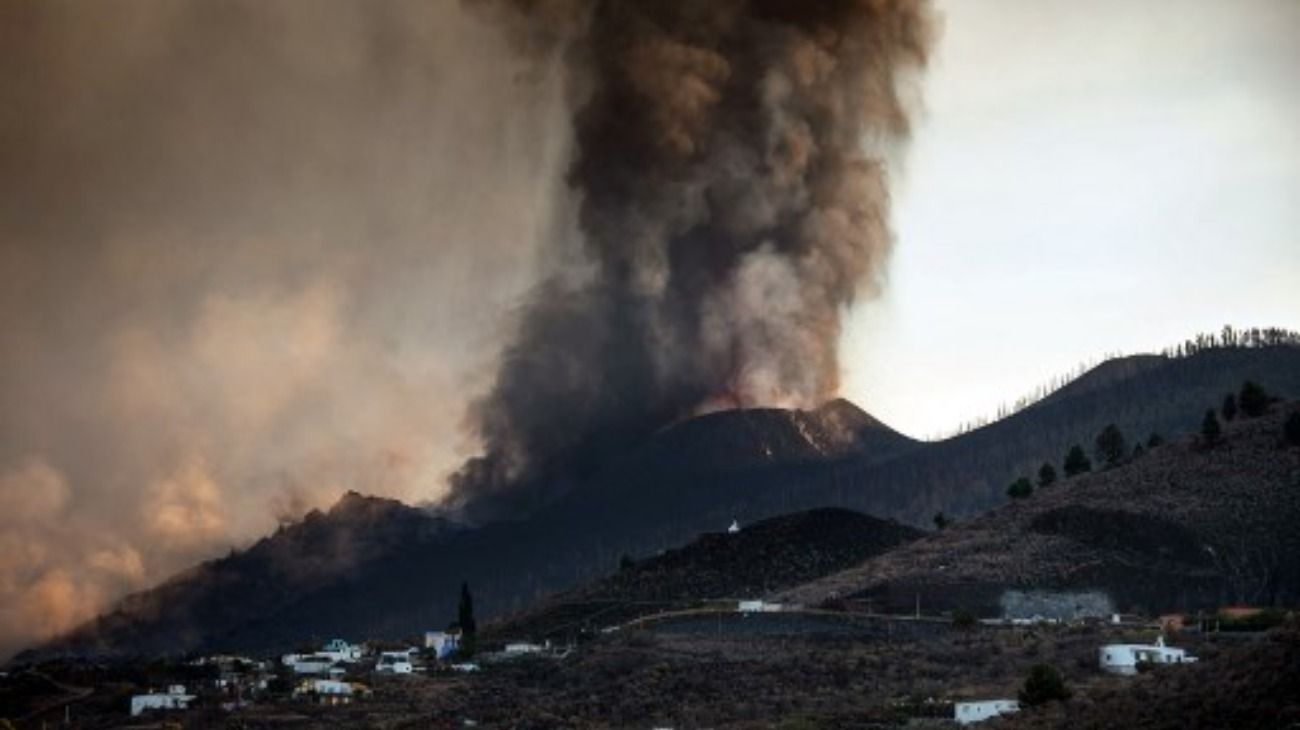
[449,0,933,519]
[0,0,932,658]
[0,0,572,657]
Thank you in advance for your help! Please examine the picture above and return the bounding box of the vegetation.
[1063,445,1091,477]
[1286,412,1300,447]
[1037,462,1057,488]
[1240,380,1270,417]
[1018,663,1071,707]
[1094,424,1128,468]
[940,325,1300,436]
[1007,477,1033,500]
[1221,393,1237,421]
[458,581,478,657]
[1200,409,1221,445]
[1216,608,1292,632]
[951,609,976,631]
[933,512,950,530]
[619,554,635,572]
[1146,432,1164,448]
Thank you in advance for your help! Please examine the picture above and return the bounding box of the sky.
[841,0,1300,438]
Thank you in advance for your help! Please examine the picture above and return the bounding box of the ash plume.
[450,0,934,520]
[0,0,569,658]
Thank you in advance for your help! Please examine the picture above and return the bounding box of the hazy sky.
[842,0,1300,438]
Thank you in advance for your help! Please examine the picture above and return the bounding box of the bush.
[1094,424,1127,468]
[1239,381,1270,418]
[933,512,950,530]
[952,609,976,631]
[1201,409,1221,445]
[1007,477,1033,500]
[1018,663,1071,706]
[1063,445,1091,477]
[1285,412,1300,447]
[1146,432,1164,448]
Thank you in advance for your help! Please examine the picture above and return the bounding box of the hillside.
[779,401,1300,616]
[484,508,923,642]
[994,629,1300,730]
[21,344,1300,659]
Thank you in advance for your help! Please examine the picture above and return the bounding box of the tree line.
[935,325,1300,441]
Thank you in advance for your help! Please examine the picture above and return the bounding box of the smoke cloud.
[0,0,572,657]
[449,0,934,519]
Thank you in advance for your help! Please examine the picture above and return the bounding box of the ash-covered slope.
[485,508,923,642]
[24,401,909,659]
[779,402,1300,616]
[997,630,1300,730]
[16,493,451,660]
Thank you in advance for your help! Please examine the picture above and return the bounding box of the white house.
[503,641,546,655]
[738,600,783,614]
[295,678,363,705]
[1099,636,1197,675]
[319,639,364,663]
[130,685,195,717]
[727,520,740,534]
[376,650,415,674]
[284,653,341,675]
[424,630,461,660]
[954,699,1019,725]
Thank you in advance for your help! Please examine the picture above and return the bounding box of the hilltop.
[485,508,923,642]
[779,400,1300,616]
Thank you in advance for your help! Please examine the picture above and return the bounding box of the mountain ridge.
[17,344,1300,660]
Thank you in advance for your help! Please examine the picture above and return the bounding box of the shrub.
[1063,445,1091,477]
[1284,412,1300,447]
[1007,477,1033,500]
[952,609,977,631]
[1239,381,1270,417]
[1018,663,1071,706]
[933,512,950,530]
[1146,432,1164,448]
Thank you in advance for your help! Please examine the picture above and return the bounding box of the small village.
[25,592,1269,728]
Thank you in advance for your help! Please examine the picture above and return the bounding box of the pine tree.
[1007,477,1033,500]
[1240,381,1269,417]
[933,512,950,530]
[1037,462,1057,488]
[1094,424,1127,468]
[1063,445,1091,477]
[458,581,477,657]
[1201,409,1221,446]
[1019,664,1071,706]
[1146,433,1164,449]
[1221,393,1237,421]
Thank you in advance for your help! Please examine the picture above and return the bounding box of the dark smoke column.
[450,0,933,520]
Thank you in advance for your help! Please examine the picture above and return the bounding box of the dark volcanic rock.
[486,508,923,641]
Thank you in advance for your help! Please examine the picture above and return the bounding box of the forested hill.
[818,344,1300,524]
